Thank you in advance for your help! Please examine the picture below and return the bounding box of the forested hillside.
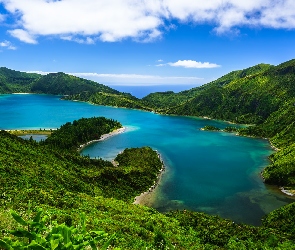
[0,67,41,93]
[0,68,126,98]
[31,72,120,96]
[164,61,293,124]
[142,63,273,111]
[1,119,295,249]
[64,91,151,111]
[43,117,122,150]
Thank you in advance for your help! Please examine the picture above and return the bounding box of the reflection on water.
[19,134,48,142]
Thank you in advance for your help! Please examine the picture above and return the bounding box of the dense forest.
[43,117,122,150]
[2,59,295,248]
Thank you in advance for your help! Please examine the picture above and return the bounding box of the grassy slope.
[1,130,295,249]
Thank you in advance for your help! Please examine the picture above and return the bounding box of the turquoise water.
[1,94,294,225]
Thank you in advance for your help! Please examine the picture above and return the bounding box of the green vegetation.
[202,125,221,131]
[0,67,40,93]
[43,117,122,150]
[99,147,163,201]
[0,210,114,250]
[201,126,239,133]
[223,126,239,133]
[141,63,273,112]
[31,72,119,96]
[0,68,122,98]
[1,122,295,249]
[8,129,53,136]
[65,91,152,111]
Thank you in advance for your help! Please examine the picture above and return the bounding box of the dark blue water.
[0,94,294,225]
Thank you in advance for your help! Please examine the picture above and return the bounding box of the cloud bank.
[1,0,295,43]
[157,60,220,68]
[26,71,203,86]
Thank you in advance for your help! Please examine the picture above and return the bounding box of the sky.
[1,0,295,97]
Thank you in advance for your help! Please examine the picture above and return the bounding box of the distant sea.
[1,93,294,226]
[109,85,197,98]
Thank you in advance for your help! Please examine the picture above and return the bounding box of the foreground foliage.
[0,210,114,250]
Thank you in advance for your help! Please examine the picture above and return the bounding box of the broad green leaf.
[64,242,73,249]
[90,231,106,236]
[100,233,116,250]
[33,210,43,223]
[11,210,28,226]
[50,239,60,250]
[0,239,13,250]
[10,229,36,240]
[28,241,47,250]
[80,213,86,234]
[50,234,63,240]
[61,226,71,244]
[88,240,97,250]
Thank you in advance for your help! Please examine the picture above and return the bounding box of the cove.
[1,94,294,226]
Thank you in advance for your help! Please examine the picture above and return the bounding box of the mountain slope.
[142,63,273,111]
[1,123,295,249]
[166,60,295,124]
[0,67,41,93]
[31,72,120,95]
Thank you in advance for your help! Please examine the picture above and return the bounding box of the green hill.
[141,63,273,111]
[65,91,152,111]
[163,61,288,124]
[0,67,41,93]
[30,72,119,96]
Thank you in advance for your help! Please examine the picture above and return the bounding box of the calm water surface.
[1,94,294,225]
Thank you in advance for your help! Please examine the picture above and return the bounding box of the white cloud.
[69,72,203,86]
[0,40,17,50]
[26,70,51,75]
[8,29,37,44]
[61,36,95,44]
[2,0,164,43]
[157,60,221,68]
[2,0,295,44]
[25,70,203,86]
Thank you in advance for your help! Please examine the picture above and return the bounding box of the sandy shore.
[6,129,54,135]
[280,187,295,196]
[133,151,166,205]
[78,127,125,151]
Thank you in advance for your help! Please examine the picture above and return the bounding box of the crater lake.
[1,93,294,225]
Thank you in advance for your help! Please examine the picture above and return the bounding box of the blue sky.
[1,0,295,97]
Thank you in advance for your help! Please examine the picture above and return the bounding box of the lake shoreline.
[6,129,53,135]
[78,127,125,152]
[133,151,166,206]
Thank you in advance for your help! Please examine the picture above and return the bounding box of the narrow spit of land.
[133,151,166,206]
[6,129,53,135]
[78,127,125,151]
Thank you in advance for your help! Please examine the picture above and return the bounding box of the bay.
[0,93,294,225]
